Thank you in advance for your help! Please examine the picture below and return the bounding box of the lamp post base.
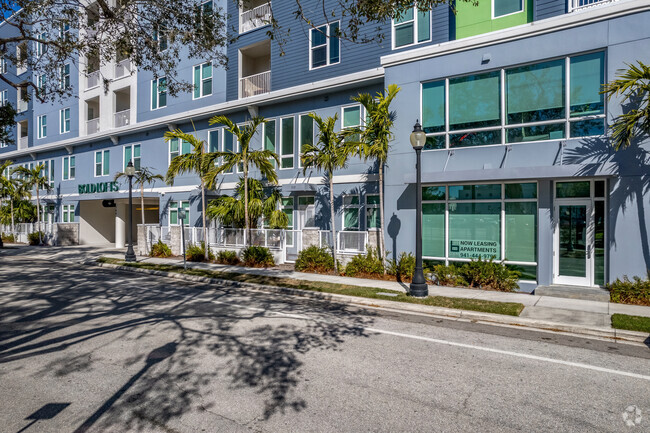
[409,282,428,298]
[125,246,137,262]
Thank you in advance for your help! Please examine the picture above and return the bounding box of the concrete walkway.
[3,244,650,334]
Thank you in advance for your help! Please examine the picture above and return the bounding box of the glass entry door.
[554,200,593,286]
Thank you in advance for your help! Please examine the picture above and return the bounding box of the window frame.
[391,4,431,50]
[192,61,213,99]
[62,155,75,181]
[60,107,71,134]
[123,143,141,171]
[341,194,360,231]
[279,116,295,170]
[37,115,47,139]
[169,200,190,226]
[151,77,167,110]
[62,204,75,223]
[94,149,110,177]
[419,50,607,152]
[309,21,341,70]
[492,0,524,19]
[60,63,71,89]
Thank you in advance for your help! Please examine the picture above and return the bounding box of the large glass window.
[422,182,538,279]
[124,144,141,171]
[393,5,430,49]
[151,77,167,109]
[281,117,294,169]
[62,156,75,181]
[60,108,71,134]
[310,22,340,69]
[95,150,110,177]
[37,115,47,139]
[193,62,212,98]
[421,52,606,149]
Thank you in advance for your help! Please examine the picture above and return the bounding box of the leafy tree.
[348,84,401,271]
[207,115,278,246]
[301,113,352,274]
[206,177,288,229]
[602,61,650,150]
[114,166,164,254]
[11,163,51,245]
[164,129,211,257]
[0,199,36,225]
[0,167,31,238]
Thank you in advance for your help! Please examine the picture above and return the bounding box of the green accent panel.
[456,0,533,39]
[422,80,445,133]
[423,203,445,257]
[570,51,605,116]
[505,202,537,262]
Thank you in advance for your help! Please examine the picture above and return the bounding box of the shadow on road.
[0,254,374,430]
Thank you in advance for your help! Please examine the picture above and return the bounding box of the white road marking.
[208,298,650,382]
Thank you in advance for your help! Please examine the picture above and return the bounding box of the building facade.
[1,0,649,292]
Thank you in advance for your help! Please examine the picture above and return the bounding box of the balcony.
[114,58,131,79]
[240,1,271,33]
[87,70,100,89]
[114,109,130,128]
[240,71,271,98]
[87,118,99,134]
[18,136,28,149]
[570,0,617,10]
[17,99,28,113]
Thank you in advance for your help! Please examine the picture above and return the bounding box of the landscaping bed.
[97,257,525,317]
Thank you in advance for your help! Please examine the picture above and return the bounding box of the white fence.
[240,2,272,33]
[2,222,79,245]
[240,70,270,98]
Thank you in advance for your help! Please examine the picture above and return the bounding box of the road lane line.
[366,327,650,381]
[206,297,650,381]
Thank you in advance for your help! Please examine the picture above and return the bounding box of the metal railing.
[17,99,28,112]
[114,109,130,128]
[239,2,272,33]
[87,70,100,89]
[18,136,28,149]
[114,58,131,78]
[240,70,270,98]
[87,118,100,134]
[569,0,616,10]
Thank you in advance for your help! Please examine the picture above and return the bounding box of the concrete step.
[534,285,610,302]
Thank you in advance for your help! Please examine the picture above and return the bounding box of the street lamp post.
[124,160,137,262]
[409,120,428,297]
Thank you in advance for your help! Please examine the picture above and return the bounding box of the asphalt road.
[0,254,649,432]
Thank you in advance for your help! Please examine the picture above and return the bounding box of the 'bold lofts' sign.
[78,181,120,194]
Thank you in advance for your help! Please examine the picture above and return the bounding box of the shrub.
[607,274,650,306]
[460,258,520,292]
[28,231,45,246]
[432,258,519,292]
[216,250,241,265]
[1,232,15,243]
[387,252,416,282]
[185,242,214,262]
[345,247,384,277]
[295,245,335,273]
[150,240,172,258]
[241,245,275,267]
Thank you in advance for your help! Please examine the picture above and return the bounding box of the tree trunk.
[329,174,338,274]
[201,180,209,259]
[244,167,249,248]
[36,188,41,245]
[140,183,146,254]
[379,164,386,274]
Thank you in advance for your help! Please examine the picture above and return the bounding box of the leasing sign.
[449,239,499,259]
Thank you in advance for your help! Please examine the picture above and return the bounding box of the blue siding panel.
[534,0,566,21]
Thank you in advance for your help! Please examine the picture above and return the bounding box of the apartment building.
[1,0,649,292]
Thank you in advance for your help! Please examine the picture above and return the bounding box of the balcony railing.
[570,0,616,10]
[86,118,99,134]
[87,70,100,89]
[114,58,131,79]
[18,136,28,149]
[114,109,130,128]
[240,2,272,33]
[240,70,270,98]
[17,99,28,113]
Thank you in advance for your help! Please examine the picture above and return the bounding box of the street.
[0,253,649,432]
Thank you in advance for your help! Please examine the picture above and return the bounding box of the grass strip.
[98,257,525,317]
[611,313,650,333]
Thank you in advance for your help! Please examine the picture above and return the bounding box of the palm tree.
[206,177,288,229]
[115,166,164,254]
[349,84,401,270]
[601,61,650,150]
[207,115,278,246]
[0,174,31,239]
[301,113,351,274]
[12,163,51,245]
[164,129,213,256]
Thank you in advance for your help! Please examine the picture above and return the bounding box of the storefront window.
[505,202,537,262]
[449,202,501,260]
[423,203,444,257]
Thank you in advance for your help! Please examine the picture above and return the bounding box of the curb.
[89,261,650,344]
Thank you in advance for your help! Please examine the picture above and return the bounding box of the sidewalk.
[4,244,650,342]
